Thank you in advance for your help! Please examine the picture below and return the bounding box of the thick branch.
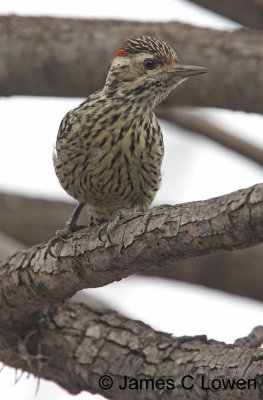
[157,107,263,167]
[188,0,263,30]
[0,231,25,259]
[0,299,262,399]
[1,183,263,326]
[234,326,263,348]
[145,243,263,302]
[2,192,263,303]
[0,191,76,246]
[1,16,263,113]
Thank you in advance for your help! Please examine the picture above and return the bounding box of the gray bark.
[145,243,263,302]
[2,191,263,302]
[0,231,25,258]
[157,107,263,167]
[188,0,263,30]
[0,299,262,399]
[1,183,263,326]
[234,326,263,348]
[1,16,263,113]
[1,14,263,398]
[0,191,76,246]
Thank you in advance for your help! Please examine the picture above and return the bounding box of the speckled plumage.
[53,36,206,225]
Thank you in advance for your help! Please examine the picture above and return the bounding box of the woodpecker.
[47,36,207,256]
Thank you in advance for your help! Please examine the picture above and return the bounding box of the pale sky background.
[0,1,263,399]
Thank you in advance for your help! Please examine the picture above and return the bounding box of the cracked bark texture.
[234,326,263,348]
[1,12,263,399]
[0,299,262,400]
[1,191,263,303]
[1,183,263,327]
[1,16,263,113]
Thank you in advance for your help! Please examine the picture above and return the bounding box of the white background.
[0,1,262,399]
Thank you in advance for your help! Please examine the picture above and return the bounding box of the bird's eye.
[143,58,156,70]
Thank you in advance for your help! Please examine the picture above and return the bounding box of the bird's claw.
[44,224,86,259]
[44,236,61,259]
[98,222,115,245]
[98,223,108,242]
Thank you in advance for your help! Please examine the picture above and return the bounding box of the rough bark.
[0,299,262,400]
[188,0,263,30]
[1,183,263,327]
[157,106,263,167]
[1,13,263,400]
[2,190,263,302]
[1,16,263,113]
[234,326,263,348]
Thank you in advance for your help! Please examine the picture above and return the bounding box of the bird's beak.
[175,65,208,77]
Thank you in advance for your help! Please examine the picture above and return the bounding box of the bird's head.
[105,36,207,108]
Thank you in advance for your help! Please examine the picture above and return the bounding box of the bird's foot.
[44,202,85,259]
[98,208,137,244]
[44,223,86,259]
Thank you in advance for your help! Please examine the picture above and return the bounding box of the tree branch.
[157,106,263,167]
[0,299,262,399]
[1,183,263,326]
[0,231,25,259]
[1,16,263,113]
[145,243,263,302]
[188,0,263,30]
[234,326,263,348]
[0,191,75,246]
[2,190,263,302]
[2,14,263,400]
